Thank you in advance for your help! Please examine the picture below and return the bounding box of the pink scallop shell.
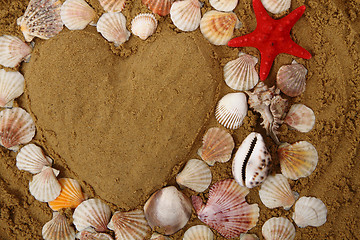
[142,0,175,16]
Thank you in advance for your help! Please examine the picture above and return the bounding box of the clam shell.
[61,0,96,30]
[142,0,175,16]
[232,132,272,188]
[144,186,192,235]
[150,233,171,240]
[99,0,126,12]
[97,12,130,47]
[16,143,53,174]
[262,217,295,240]
[197,127,234,166]
[277,60,307,97]
[261,0,291,14]
[240,233,259,240]
[170,0,202,32]
[292,196,327,228]
[209,0,238,12]
[76,227,113,240]
[183,225,214,240]
[0,69,25,107]
[0,35,32,68]
[224,52,259,91]
[29,166,61,202]
[278,141,318,180]
[42,212,76,240]
[192,179,259,239]
[215,92,248,129]
[73,198,112,232]
[131,13,157,40]
[176,159,212,192]
[17,0,63,42]
[284,104,315,133]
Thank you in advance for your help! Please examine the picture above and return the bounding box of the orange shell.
[142,0,174,16]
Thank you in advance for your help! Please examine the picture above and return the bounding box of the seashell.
[284,104,315,133]
[76,227,113,240]
[292,196,327,228]
[276,60,307,97]
[97,12,130,47]
[144,186,192,235]
[240,233,259,240]
[107,209,151,240]
[209,0,239,12]
[0,107,36,151]
[262,217,295,240]
[150,233,171,240]
[49,178,86,211]
[215,92,248,130]
[131,13,157,40]
[142,0,175,16]
[261,0,291,14]
[259,174,299,210]
[197,127,234,166]
[232,132,272,188]
[42,212,76,240]
[73,198,112,232]
[278,141,318,180]
[170,0,202,32]
[29,166,61,202]
[0,35,32,68]
[61,0,96,30]
[183,225,214,240]
[17,0,63,42]
[192,179,259,239]
[176,159,212,192]
[99,0,126,12]
[0,69,25,108]
[16,143,53,174]
[200,10,240,45]
[224,52,259,91]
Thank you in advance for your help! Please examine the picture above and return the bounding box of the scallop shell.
[200,10,240,45]
[0,69,25,107]
[209,0,238,12]
[131,13,157,40]
[261,0,291,14]
[278,141,318,180]
[240,233,259,240]
[197,127,235,166]
[170,0,202,32]
[192,179,259,239]
[262,217,295,240]
[150,233,171,240]
[76,227,113,240]
[17,0,63,42]
[176,159,212,192]
[224,52,259,91]
[277,60,307,97]
[97,12,130,47]
[284,104,315,133]
[183,225,214,240]
[73,199,112,232]
[144,186,192,235]
[0,35,32,68]
[61,0,96,30]
[142,0,175,16]
[107,209,151,240]
[292,196,327,228]
[29,166,61,202]
[99,0,126,12]
[42,212,76,240]
[232,132,272,188]
[0,107,36,151]
[16,143,53,174]
[215,92,248,129]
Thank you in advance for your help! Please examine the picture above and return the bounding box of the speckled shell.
[240,233,259,240]
[292,196,327,228]
[0,69,25,107]
[176,159,212,192]
[277,60,307,97]
[284,104,315,133]
[0,35,32,68]
[42,212,76,240]
[209,0,238,12]
[232,132,272,188]
[97,12,130,47]
[261,0,291,14]
[183,225,214,240]
[16,144,53,174]
[29,166,61,202]
[150,233,171,240]
[61,0,96,30]
[131,13,157,40]
[170,0,202,32]
[76,227,113,240]
[99,0,126,12]
[262,217,295,240]
[142,0,175,16]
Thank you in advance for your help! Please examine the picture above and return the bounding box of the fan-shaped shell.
[0,35,32,68]
[42,212,76,240]
[61,0,96,30]
[262,217,295,240]
[176,159,212,192]
[142,0,175,16]
[209,0,238,12]
[150,233,171,240]
[0,69,25,107]
[277,60,307,97]
[183,225,214,240]
[16,143,53,174]
[278,141,318,180]
[284,104,315,133]
[99,0,126,12]
[224,52,259,91]
[76,227,113,240]
[170,0,202,32]
[131,13,157,40]
[215,92,248,129]
[261,0,291,14]
[240,233,259,240]
[29,166,61,202]
[97,12,130,47]
[292,196,327,228]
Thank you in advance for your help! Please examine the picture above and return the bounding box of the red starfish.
[228,0,312,80]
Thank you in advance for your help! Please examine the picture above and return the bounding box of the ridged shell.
[142,0,175,16]
[261,0,291,14]
[42,212,76,240]
[17,0,63,42]
[97,12,130,47]
[240,233,259,240]
[76,227,113,240]
[197,127,234,166]
[131,13,157,40]
[278,141,318,180]
[183,225,214,240]
[224,52,259,91]
[192,179,259,239]
[284,104,315,133]
[209,0,238,12]
[0,107,36,151]
[262,217,295,240]
[215,92,248,129]
[16,143,53,174]
[61,0,96,30]
[0,35,32,68]
[29,166,61,202]
[150,233,171,240]
[73,199,112,232]
[259,174,298,210]
[292,196,327,228]
[0,69,25,107]
[170,0,202,32]
[276,60,307,97]
[99,0,126,12]
[176,159,212,192]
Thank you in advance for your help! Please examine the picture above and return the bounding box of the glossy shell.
[16,143,53,174]
[97,12,130,47]
[142,0,175,16]
[284,104,315,133]
[277,60,307,97]
[292,196,327,228]
[0,69,25,107]
[261,0,291,14]
[29,166,61,202]
[170,0,202,32]
[183,225,214,240]
[42,212,76,240]
[131,13,157,40]
[0,35,32,68]
[262,217,295,240]
[176,159,212,192]
[61,0,96,30]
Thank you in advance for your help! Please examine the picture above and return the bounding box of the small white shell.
[76,227,113,240]
[209,0,238,12]
[183,225,214,240]
[97,12,130,47]
[150,233,171,240]
[170,0,202,32]
[292,196,327,228]
[176,159,212,192]
[131,13,157,40]
[16,144,53,174]
[42,212,76,240]
[277,60,307,97]
[284,104,315,133]
[99,0,126,12]
[142,0,175,16]
[261,0,291,14]
[61,0,96,30]
[262,217,295,240]
[0,69,25,108]
[0,35,32,68]
[240,233,259,240]
[215,92,248,129]
[29,166,61,202]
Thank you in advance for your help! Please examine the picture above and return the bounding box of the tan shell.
[183,225,214,240]
[170,0,202,32]
[284,104,315,133]
[0,69,25,107]
[209,0,238,12]
[142,0,175,16]
[61,0,96,30]
[261,0,291,14]
[29,166,61,202]
[240,233,259,240]
[0,35,32,68]
[16,143,53,174]
[99,0,126,12]
[97,12,130,47]
[76,227,113,240]
[150,233,171,240]
[262,217,295,240]
[42,212,76,240]
[131,13,157,40]
[176,159,212,192]
[277,60,308,97]
[292,196,327,228]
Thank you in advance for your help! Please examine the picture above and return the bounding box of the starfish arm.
[259,50,277,81]
[253,0,272,22]
[282,39,312,59]
[279,5,306,31]
[228,32,260,48]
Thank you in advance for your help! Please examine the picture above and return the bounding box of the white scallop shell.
[0,69,25,108]
[42,212,76,240]
[61,0,96,30]
[16,144,53,174]
[131,13,157,40]
[29,166,61,202]
[97,12,130,47]
[224,52,259,91]
[262,217,295,240]
[284,104,315,133]
[240,233,259,240]
[170,0,202,32]
[261,0,291,14]
[277,60,307,97]
[99,0,126,12]
[76,227,113,240]
[0,35,32,68]
[183,225,214,240]
[292,196,327,228]
[209,0,238,12]
[176,159,212,192]
[215,92,248,129]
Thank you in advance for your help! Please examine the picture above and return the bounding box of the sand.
[0,0,359,239]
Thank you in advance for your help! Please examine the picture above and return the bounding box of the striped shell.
[61,0,96,30]
[150,233,171,240]
[16,144,53,174]
[142,0,175,16]
[29,166,61,202]
[0,35,32,68]
[170,0,202,32]
[76,227,113,240]
[176,159,212,192]
[0,69,25,108]
[292,196,327,228]
[183,225,214,240]
[261,0,291,14]
[97,12,130,47]
[131,13,157,40]
[284,104,315,133]
[277,60,308,97]
[42,212,76,240]
[209,0,238,12]
[262,217,295,240]
[99,0,126,12]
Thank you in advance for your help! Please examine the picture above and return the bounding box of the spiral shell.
[0,69,25,108]
[0,35,32,68]
[292,196,327,228]
[170,0,202,32]
[42,212,76,240]
[97,12,130,47]
[131,13,157,40]
[277,60,308,97]
[61,0,96,30]
[176,159,212,192]
[262,217,295,240]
